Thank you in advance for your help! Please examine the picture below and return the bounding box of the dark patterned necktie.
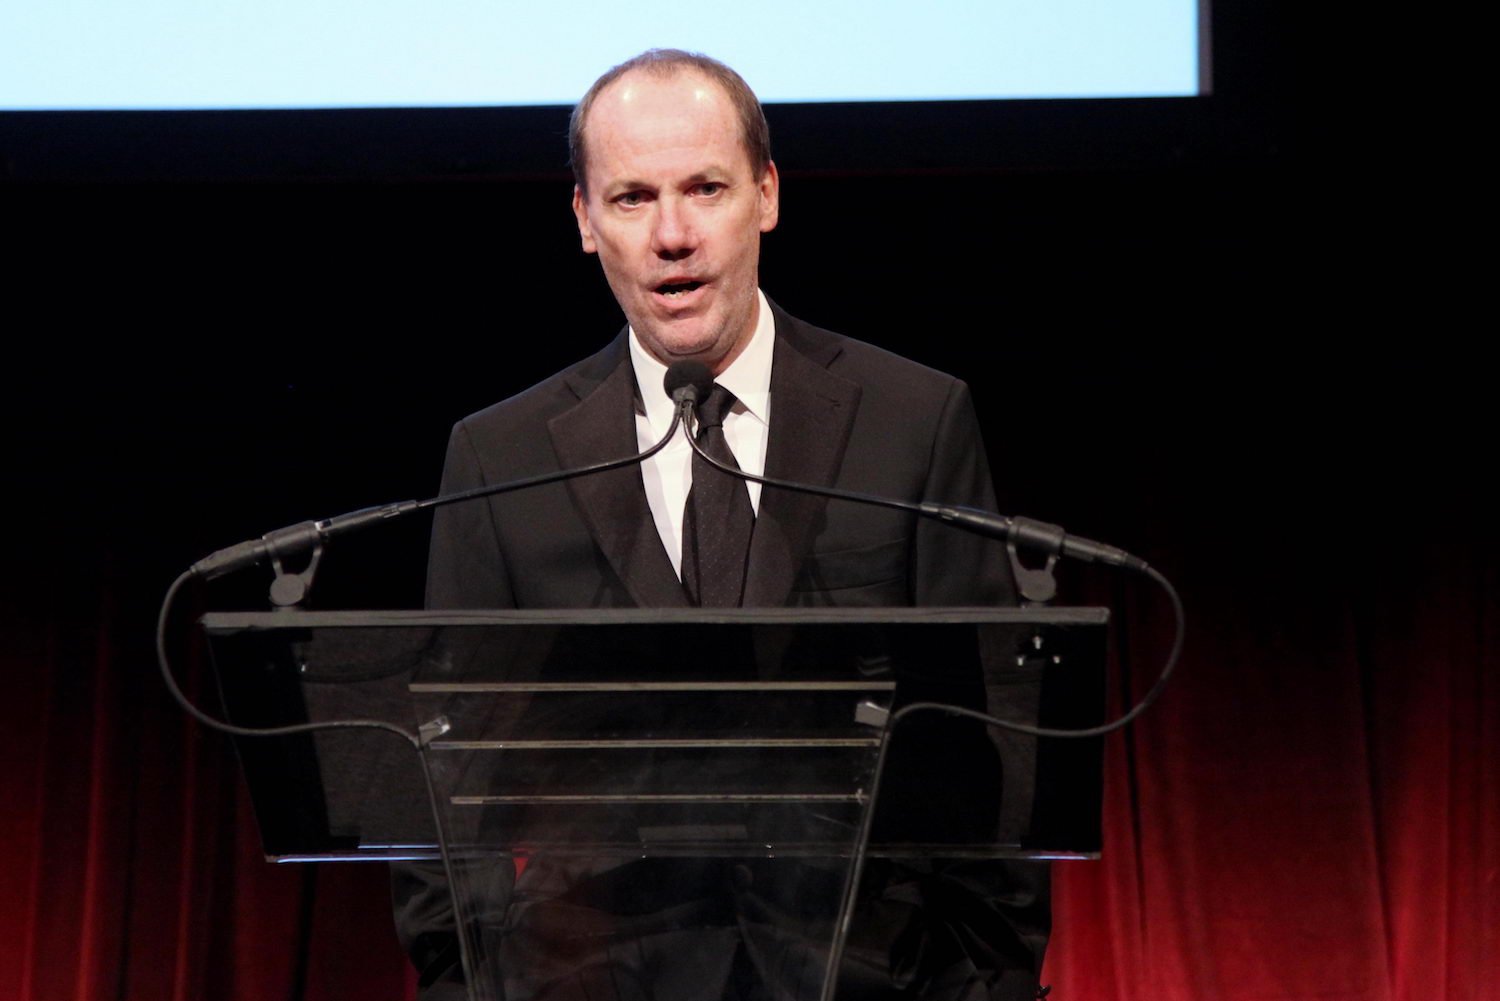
[681,384,755,606]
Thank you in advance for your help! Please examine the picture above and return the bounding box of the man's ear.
[757,161,781,234]
[572,185,598,254]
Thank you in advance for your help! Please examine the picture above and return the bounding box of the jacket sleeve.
[426,418,517,611]
[912,378,1018,607]
[887,377,1052,999]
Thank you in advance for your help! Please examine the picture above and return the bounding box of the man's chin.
[637,326,729,368]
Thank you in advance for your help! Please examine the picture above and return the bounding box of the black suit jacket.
[426,303,1015,611]
[398,304,1047,1001]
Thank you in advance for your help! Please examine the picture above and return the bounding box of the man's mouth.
[655,280,705,299]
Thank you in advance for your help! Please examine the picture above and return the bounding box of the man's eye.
[617,191,647,207]
[695,182,724,196]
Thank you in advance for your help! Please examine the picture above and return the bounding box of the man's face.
[572,69,779,375]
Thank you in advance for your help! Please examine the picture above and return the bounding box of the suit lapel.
[743,307,861,606]
[547,334,689,608]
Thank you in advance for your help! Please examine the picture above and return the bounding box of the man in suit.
[397,49,1048,1001]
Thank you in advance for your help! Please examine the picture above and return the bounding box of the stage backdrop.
[2,41,1492,999]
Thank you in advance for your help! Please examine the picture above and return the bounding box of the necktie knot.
[696,384,737,432]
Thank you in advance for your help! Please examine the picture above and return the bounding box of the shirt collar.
[629,289,774,437]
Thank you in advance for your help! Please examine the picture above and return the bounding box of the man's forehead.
[591,68,728,126]
[584,69,749,184]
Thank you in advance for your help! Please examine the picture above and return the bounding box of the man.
[396,49,1048,1001]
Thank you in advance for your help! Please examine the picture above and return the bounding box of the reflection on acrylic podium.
[204,607,1106,1001]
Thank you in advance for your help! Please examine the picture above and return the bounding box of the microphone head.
[664,361,714,407]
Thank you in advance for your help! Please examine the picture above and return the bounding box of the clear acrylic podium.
[203,607,1107,1001]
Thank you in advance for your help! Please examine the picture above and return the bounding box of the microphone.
[192,386,697,585]
[664,361,713,422]
[194,364,718,588]
[677,417,1145,571]
[659,357,1138,569]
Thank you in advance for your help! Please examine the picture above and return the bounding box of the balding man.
[396,49,1048,1001]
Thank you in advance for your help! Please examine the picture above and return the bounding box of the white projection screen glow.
[1,0,1205,110]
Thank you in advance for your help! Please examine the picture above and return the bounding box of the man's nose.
[651,198,696,260]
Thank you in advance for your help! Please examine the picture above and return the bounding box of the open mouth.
[656,280,704,299]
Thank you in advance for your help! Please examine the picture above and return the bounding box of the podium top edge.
[200,606,1110,633]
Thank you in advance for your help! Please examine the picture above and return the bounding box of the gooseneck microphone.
[192,384,698,585]
[662,356,1144,571]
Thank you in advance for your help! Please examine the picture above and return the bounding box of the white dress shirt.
[629,289,775,579]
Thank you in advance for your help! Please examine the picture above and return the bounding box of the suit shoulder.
[834,334,964,393]
[453,336,623,437]
[780,313,968,419]
[780,310,966,390]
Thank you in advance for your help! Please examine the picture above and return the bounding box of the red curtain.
[1043,524,1498,999]
[1,571,416,1001]
[4,527,1494,1001]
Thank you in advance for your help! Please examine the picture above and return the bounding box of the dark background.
[4,3,1493,999]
